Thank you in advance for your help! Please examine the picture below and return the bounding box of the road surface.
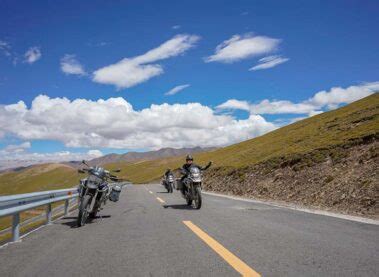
[0,184,378,276]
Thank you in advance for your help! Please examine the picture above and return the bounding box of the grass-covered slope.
[0,163,80,195]
[108,94,379,183]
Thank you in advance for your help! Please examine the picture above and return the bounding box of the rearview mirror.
[78,169,85,174]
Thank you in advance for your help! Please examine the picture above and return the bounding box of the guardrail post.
[46,204,52,224]
[64,199,69,216]
[12,213,20,242]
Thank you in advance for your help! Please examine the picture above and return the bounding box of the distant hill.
[0,163,79,195]
[88,146,216,166]
[0,146,215,195]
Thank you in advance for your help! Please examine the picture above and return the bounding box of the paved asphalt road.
[0,184,378,276]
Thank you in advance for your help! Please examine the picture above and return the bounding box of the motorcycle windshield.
[93,167,106,179]
[190,167,200,174]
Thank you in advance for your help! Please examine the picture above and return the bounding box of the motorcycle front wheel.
[193,186,202,209]
[77,194,92,227]
[89,201,99,219]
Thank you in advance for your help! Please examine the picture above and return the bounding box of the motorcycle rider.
[181,154,212,179]
[164,168,172,178]
[162,168,172,186]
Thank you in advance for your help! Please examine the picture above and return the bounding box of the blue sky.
[0,0,378,167]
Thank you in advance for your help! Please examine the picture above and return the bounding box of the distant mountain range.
[86,146,216,166]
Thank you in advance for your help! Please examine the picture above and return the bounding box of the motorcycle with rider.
[178,155,212,209]
[162,169,175,193]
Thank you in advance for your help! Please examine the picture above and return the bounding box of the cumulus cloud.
[60,54,87,76]
[308,82,379,109]
[165,84,190,96]
[205,34,280,63]
[93,34,200,89]
[0,94,276,150]
[249,55,289,71]
[24,47,41,64]
[217,82,379,115]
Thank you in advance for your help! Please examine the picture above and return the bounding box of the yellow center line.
[156,197,165,204]
[183,221,260,277]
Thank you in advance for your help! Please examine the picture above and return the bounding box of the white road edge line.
[203,191,379,225]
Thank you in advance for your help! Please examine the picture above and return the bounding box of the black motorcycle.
[77,160,122,227]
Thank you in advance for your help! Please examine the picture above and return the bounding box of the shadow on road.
[157,191,169,194]
[60,215,112,228]
[163,204,194,210]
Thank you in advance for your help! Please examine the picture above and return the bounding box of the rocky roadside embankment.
[204,135,378,219]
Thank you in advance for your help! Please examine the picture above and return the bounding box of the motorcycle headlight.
[192,173,200,178]
[88,174,102,183]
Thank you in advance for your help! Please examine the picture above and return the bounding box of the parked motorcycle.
[77,160,123,227]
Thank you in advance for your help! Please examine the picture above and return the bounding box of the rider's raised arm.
[200,161,212,171]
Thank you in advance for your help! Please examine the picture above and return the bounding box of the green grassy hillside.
[0,164,80,195]
[107,94,379,183]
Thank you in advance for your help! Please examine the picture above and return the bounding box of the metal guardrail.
[0,188,78,242]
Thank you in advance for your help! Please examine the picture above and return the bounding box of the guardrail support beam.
[64,199,69,216]
[12,213,20,242]
[46,204,52,224]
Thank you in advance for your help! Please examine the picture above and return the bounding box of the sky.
[0,0,378,168]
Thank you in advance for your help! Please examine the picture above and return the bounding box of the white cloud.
[93,34,200,89]
[217,82,379,115]
[60,54,86,76]
[0,40,12,57]
[216,99,250,111]
[217,99,315,114]
[3,142,31,153]
[308,82,379,109]
[308,110,324,117]
[172,25,181,30]
[0,94,275,150]
[24,47,41,64]
[205,34,280,63]
[249,55,289,71]
[87,149,103,157]
[0,148,103,170]
[165,84,190,96]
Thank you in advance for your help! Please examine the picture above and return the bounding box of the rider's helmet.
[186,154,193,161]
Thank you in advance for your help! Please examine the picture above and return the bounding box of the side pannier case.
[109,185,122,202]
